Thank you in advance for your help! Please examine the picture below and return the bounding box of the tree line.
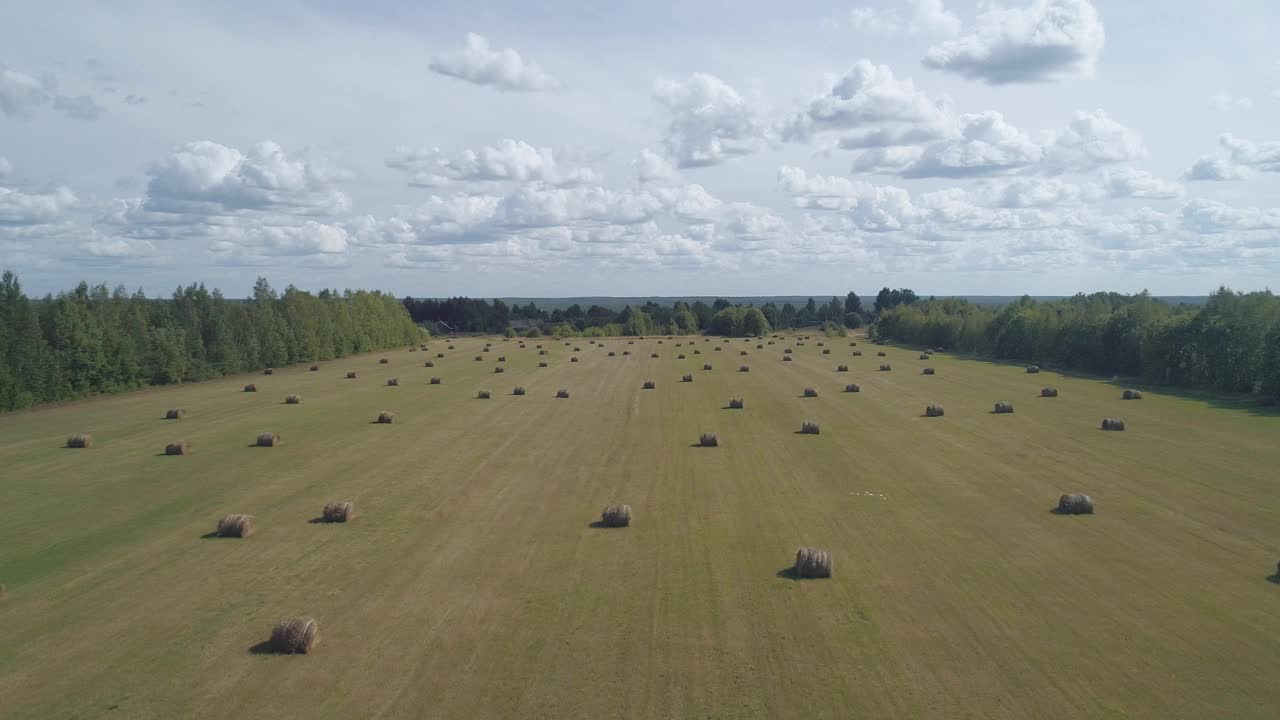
[873,288,1280,399]
[0,272,424,412]
[403,292,882,337]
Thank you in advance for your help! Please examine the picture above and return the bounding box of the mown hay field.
[0,335,1277,719]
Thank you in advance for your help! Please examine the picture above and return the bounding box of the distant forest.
[0,273,423,412]
[873,289,1280,398]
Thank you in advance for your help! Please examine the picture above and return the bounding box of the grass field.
[1,335,1278,719]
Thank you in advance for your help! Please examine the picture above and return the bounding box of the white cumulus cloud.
[429,33,560,92]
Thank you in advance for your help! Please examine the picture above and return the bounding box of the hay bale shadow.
[1266,573,1280,585]
[587,520,625,529]
[200,531,228,539]
[775,567,801,580]
[248,641,276,655]
[307,517,327,524]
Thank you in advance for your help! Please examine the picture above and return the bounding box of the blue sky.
[2,0,1278,297]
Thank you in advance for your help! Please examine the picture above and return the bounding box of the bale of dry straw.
[800,421,820,434]
[683,374,694,382]
[425,360,434,367]
[609,351,616,356]
[494,366,505,373]
[556,389,570,398]
[386,377,399,386]
[822,349,831,355]
[539,360,549,367]
[477,390,491,399]
[1041,387,1059,397]
[739,365,750,372]
[728,397,744,409]
[310,365,320,371]
[497,356,506,362]
[920,353,930,360]
[1057,493,1094,514]
[922,367,935,375]
[678,354,687,359]
[1101,417,1125,431]
[513,386,526,396]
[165,441,191,456]
[286,394,302,404]
[845,384,860,393]
[693,349,701,354]
[1123,389,1143,400]
[1026,365,1040,374]
[322,502,353,523]
[784,348,793,354]
[474,356,483,361]
[436,352,444,358]
[346,372,358,379]
[852,350,863,356]
[794,547,832,578]
[257,432,282,447]
[570,357,579,363]
[994,401,1014,414]
[244,384,257,392]
[925,404,945,417]
[379,358,389,364]
[264,368,274,375]
[430,376,442,384]
[837,365,848,372]
[377,411,395,424]
[216,514,254,537]
[643,380,656,389]
[651,352,660,358]
[699,432,719,447]
[803,388,819,397]
[600,504,632,527]
[269,616,319,654]
[879,364,891,371]
[166,408,186,419]
[783,355,793,361]
[877,351,886,357]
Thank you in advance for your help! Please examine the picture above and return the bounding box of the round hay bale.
[852,350,863,356]
[387,377,401,386]
[570,357,579,363]
[784,348,793,354]
[1101,418,1125,431]
[845,383,860,393]
[556,389,570,398]
[756,344,764,349]
[919,353,930,360]
[803,388,819,398]
[497,356,506,362]
[513,386,527,396]
[699,432,719,447]
[539,350,548,355]
[483,347,491,353]
[836,365,848,372]
[1026,365,1040,374]
[643,380,656,389]
[738,365,750,372]
[1057,493,1094,515]
[216,514,254,537]
[783,355,793,362]
[574,347,582,352]
[244,384,258,392]
[608,351,616,356]
[476,390,492,399]
[693,349,701,354]
[877,351,886,357]
[263,368,274,375]
[322,502,353,523]
[494,366,505,373]
[430,377,442,384]
[165,408,186,420]
[850,341,857,346]
[794,547,832,578]
[703,363,713,371]
[651,353,660,358]
[879,364,891,371]
[714,347,722,352]
[800,421,820,434]
[165,441,191,456]
[436,352,444,358]
[474,356,483,362]
[285,394,302,404]
[1123,389,1143,400]
[539,361,549,367]
[994,401,1014,414]
[448,345,456,350]
[379,358,389,364]
[536,344,543,348]
[310,365,320,372]
[822,349,831,355]
[600,504,632,527]
[1041,387,1059,397]
[682,374,694,383]
[377,411,395,424]
[256,432,282,447]
[346,371,358,379]
[425,360,435,367]
[678,354,687,359]
[739,350,748,356]
[817,342,825,347]
[269,616,319,654]
[922,367,935,375]
[925,404,945,417]
[728,397,745,409]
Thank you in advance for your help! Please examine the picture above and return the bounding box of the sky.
[2,0,1278,298]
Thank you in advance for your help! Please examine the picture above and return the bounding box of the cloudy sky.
[2,0,1278,297]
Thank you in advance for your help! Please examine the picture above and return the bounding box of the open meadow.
[1,334,1277,719]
